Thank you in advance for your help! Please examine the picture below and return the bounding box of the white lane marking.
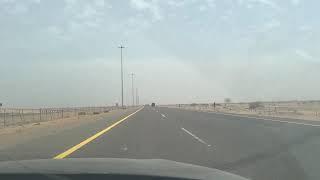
[161,113,166,118]
[210,112,320,127]
[121,144,128,151]
[181,127,211,147]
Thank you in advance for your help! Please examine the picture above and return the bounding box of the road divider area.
[53,107,144,159]
[167,106,320,127]
[210,112,320,127]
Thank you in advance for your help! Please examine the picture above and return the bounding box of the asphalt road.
[1,106,320,180]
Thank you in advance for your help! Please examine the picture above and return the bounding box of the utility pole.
[130,73,135,106]
[136,88,139,106]
[118,45,125,108]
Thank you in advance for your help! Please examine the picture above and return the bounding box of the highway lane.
[68,106,213,164]
[67,106,320,180]
[1,105,320,180]
[159,107,320,180]
[0,108,140,161]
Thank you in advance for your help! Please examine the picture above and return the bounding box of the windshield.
[1,0,320,180]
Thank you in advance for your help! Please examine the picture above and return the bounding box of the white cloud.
[93,0,104,7]
[246,3,253,9]
[47,26,63,35]
[252,0,279,9]
[240,0,280,11]
[64,0,78,15]
[237,0,244,5]
[130,0,149,9]
[206,0,215,8]
[226,9,233,16]
[291,0,300,6]
[64,0,76,6]
[264,19,281,29]
[130,0,163,21]
[0,0,43,15]
[30,0,41,3]
[46,26,72,40]
[123,16,151,35]
[8,3,28,14]
[63,0,106,29]
[248,19,280,33]
[167,0,186,7]
[167,0,215,10]
[75,4,100,19]
[219,9,233,22]
[0,0,16,4]
[298,25,312,32]
[295,50,314,60]
[198,5,207,12]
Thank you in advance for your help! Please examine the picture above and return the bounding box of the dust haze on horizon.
[0,0,319,108]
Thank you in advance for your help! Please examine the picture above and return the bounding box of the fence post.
[3,109,6,127]
[21,109,25,124]
[18,110,20,123]
[32,109,35,122]
[50,110,53,121]
[39,108,42,122]
[11,111,14,125]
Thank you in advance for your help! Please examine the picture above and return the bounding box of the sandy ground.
[0,108,134,150]
[166,101,320,121]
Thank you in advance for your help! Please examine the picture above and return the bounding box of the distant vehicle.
[151,103,156,107]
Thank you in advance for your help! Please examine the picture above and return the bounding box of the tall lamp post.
[118,45,125,108]
[130,73,135,106]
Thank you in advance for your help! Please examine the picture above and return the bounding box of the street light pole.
[130,73,135,106]
[136,88,139,106]
[118,45,125,108]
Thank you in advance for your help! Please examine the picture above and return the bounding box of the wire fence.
[0,106,119,128]
[170,103,320,119]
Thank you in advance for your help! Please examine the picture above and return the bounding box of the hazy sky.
[0,0,319,107]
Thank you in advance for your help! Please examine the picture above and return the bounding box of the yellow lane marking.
[53,107,144,159]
